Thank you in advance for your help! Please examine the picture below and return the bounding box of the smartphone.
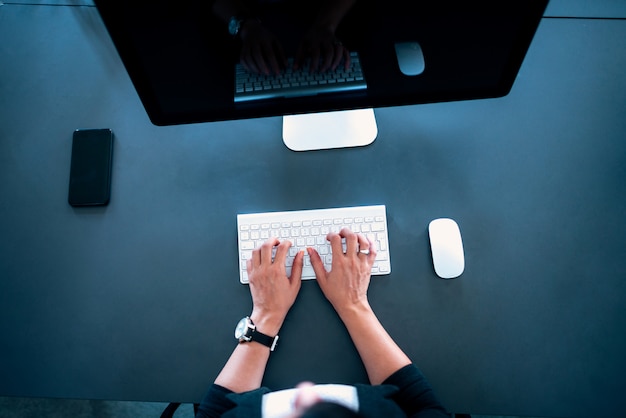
[68,129,114,206]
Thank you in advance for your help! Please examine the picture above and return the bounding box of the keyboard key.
[240,241,255,250]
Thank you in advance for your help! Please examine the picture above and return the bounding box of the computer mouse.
[428,218,464,279]
[394,41,425,76]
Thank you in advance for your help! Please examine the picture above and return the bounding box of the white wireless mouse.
[394,41,425,76]
[428,218,465,279]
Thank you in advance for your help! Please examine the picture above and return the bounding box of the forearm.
[212,239,302,394]
[310,231,409,384]
[214,314,282,393]
[214,342,270,393]
[337,301,412,385]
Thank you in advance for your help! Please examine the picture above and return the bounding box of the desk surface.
[1,4,626,418]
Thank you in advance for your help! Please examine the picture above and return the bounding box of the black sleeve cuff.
[382,364,449,417]
[196,384,237,418]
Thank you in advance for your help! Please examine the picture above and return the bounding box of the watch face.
[228,17,240,36]
[235,318,246,339]
[234,317,248,339]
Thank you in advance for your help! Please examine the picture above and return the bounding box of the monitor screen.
[95,0,548,126]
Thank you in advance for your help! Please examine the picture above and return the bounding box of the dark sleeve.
[195,384,237,418]
[382,364,449,418]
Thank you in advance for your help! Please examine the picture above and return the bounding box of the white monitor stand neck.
[282,108,377,151]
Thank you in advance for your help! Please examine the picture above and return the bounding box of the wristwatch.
[228,14,258,37]
[234,316,279,351]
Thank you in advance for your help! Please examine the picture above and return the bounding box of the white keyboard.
[237,205,391,284]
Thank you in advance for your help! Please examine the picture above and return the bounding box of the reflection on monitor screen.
[95,0,548,149]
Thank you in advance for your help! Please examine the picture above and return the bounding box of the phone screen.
[68,129,114,206]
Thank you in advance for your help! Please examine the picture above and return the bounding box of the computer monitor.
[95,0,548,150]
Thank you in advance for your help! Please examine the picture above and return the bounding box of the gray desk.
[1,3,625,418]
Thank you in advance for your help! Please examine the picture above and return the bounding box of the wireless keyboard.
[234,51,366,102]
[237,205,391,284]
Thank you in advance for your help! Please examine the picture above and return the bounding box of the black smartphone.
[68,129,114,207]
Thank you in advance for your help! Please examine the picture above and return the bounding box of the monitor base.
[282,108,377,151]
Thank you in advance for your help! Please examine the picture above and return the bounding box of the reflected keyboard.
[234,51,366,102]
[237,205,391,284]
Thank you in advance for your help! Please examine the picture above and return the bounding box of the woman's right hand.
[308,228,377,316]
[309,228,413,386]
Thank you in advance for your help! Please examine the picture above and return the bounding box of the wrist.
[238,18,262,40]
[335,299,372,322]
[249,311,283,336]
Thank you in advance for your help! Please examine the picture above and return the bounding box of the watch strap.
[251,330,279,351]
[238,316,279,351]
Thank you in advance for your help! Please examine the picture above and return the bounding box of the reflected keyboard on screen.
[237,205,391,284]
[234,51,366,103]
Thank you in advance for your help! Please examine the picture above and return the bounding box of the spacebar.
[301,266,316,280]
[286,265,317,280]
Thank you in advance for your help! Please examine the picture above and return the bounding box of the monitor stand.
[282,108,377,151]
